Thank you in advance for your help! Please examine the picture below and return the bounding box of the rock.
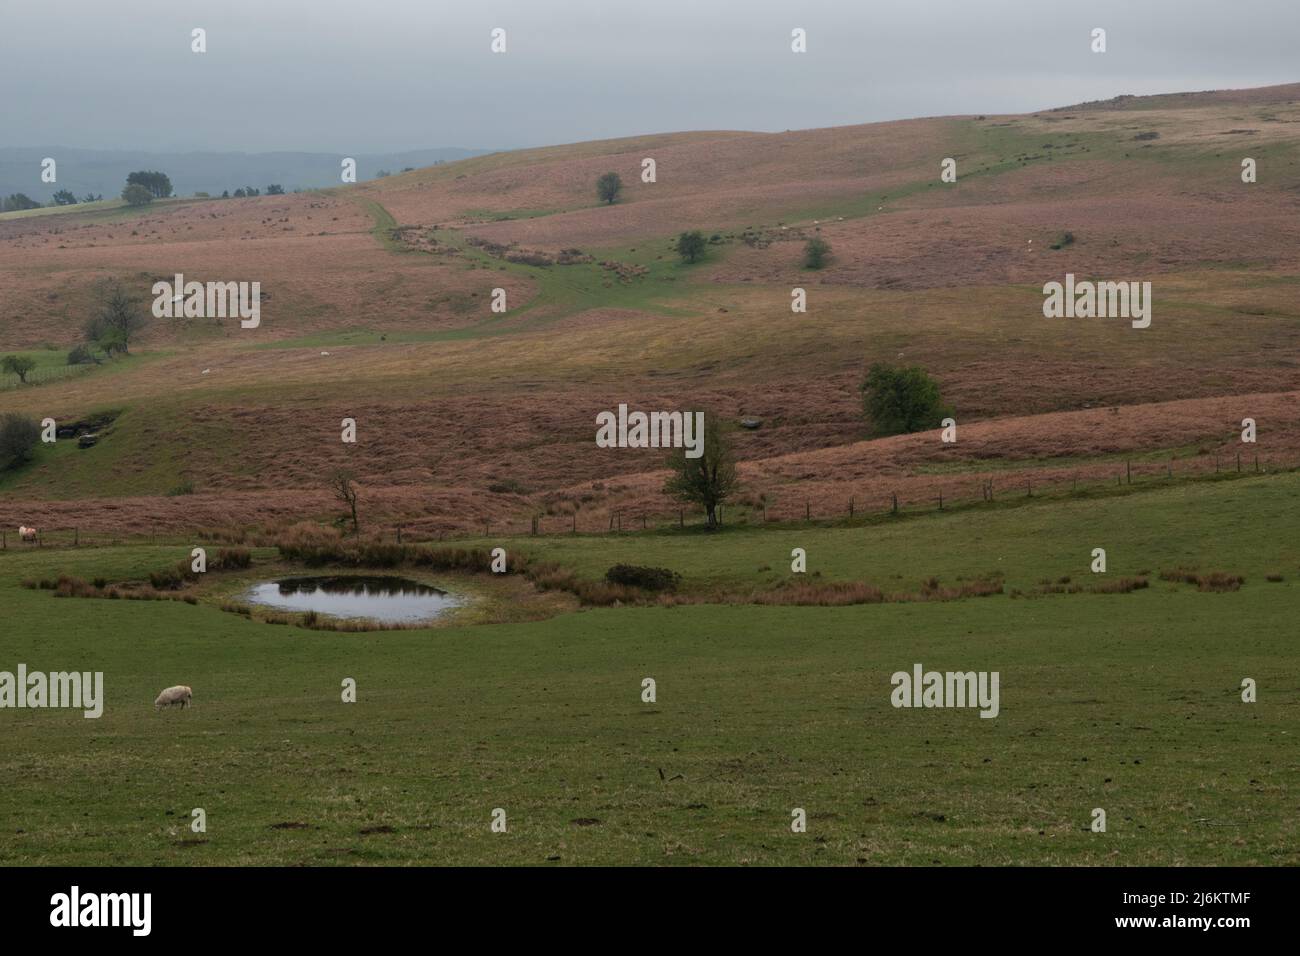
[78,434,98,449]
[739,418,763,430]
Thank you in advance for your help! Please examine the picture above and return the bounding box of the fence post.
[572,513,577,534]
[1237,453,1241,473]
[1026,480,1032,497]
[891,493,898,515]
[805,501,810,521]
[937,493,943,511]
[1255,454,1260,473]
[75,527,79,547]
[1126,461,1131,484]
[849,496,855,518]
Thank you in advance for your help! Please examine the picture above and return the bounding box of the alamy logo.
[152,273,261,328]
[0,665,103,718]
[50,886,151,936]
[596,404,704,458]
[890,663,1000,718]
[1043,274,1151,329]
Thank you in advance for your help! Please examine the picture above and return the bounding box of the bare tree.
[331,469,360,535]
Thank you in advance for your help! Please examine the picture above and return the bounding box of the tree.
[596,172,623,205]
[121,183,153,206]
[1,193,41,212]
[52,190,78,206]
[677,230,706,264]
[330,470,360,535]
[803,236,831,269]
[1,355,36,383]
[81,193,103,203]
[84,279,146,356]
[0,414,40,472]
[662,415,739,530]
[860,363,952,437]
[126,170,172,199]
[265,184,285,195]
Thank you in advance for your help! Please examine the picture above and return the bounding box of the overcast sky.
[5,0,1297,153]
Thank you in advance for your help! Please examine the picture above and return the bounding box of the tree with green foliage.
[860,363,952,437]
[596,172,623,205]
[266,184,285,195]
[662,415,739,530]
[1,193,41,212]
[126,170,172,199]
[52,190,78,206]
[0,414,40,472]
[803,236,831,269]
[121,183,153,206]
[1,355,36,383]
[677,230,706,263]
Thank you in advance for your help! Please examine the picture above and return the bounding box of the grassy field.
[3,85,1299,866]
[1,474,1295,866]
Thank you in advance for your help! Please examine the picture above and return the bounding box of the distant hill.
[0,146,494,203]
[1053,81,1300,112]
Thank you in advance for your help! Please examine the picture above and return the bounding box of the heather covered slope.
[2,83,1300,536]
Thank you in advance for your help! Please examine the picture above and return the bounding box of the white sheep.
[18,526,36,542]
[154,685,193,710]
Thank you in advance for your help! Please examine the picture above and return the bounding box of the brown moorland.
[2,82,1299,537]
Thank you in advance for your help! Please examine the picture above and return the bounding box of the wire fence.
[0,363,96,392]
[2,451,1293,552]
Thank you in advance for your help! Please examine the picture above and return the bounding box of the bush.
[121,183,153,206]
[213,548,252,570]
[0,413,40,471]
[67,344,97,365]
[604,564,681,592]
[803,237,831,269]
[148,566,188,591]
[860,363,952,437]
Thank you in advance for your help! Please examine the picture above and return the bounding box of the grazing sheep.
[154,685,193,710]
[18,526,36,543]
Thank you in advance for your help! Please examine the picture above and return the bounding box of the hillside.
[3,82,1300,538]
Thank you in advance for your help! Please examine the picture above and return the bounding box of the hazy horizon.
[4,0,1297,154]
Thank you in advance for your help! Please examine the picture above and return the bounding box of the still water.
[244,576,459,624]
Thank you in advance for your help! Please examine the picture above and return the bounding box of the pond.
[244,575,460,624]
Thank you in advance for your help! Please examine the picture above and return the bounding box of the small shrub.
[803,237,831,269]
[1089,576,1149,594]
[213,547,251,570]
[148,566,187,591]
[604,564,681,592]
